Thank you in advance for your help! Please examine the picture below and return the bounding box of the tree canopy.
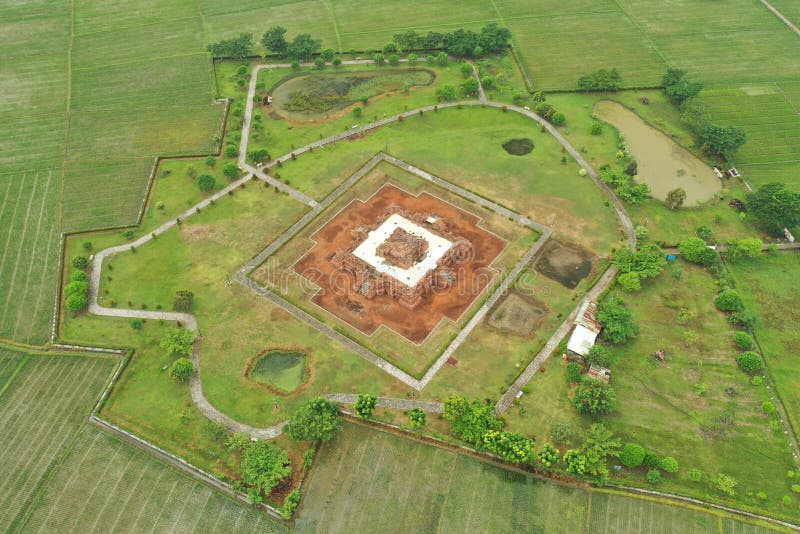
[577,69,622,92]
[572,378,618,416]
[207,33,253,58]
[159,328,195,357]
[746,182,800,235]
[288,34,321,61]
[662,68,703,104]
[240,441,291,493]
[261,26,288,55]
[283,397,341,441]
[443,396,503,446]
[679,237,718,265]
[597,295,639,344]
[613,243,666,283]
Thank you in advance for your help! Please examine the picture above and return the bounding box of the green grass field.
[297,422,787,533]
[0,349,114,532]
[20,426,285,533]
[729,253,800,447]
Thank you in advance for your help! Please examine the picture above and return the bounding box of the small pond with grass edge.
[247,350,308,394]
[502,138,534,155]
[593,100,721,206]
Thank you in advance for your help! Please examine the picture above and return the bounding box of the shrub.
[679,237,718,265]
[617,271,641,291]
[281,489,301,520]
[65,280,88,298]
[72,256,89,270]
[565,362,582,383]
[373,53,385,65]
[783,495,793,506]
[586,344,613,367]
[714,473,738,496]
[736,351,764,373]
[313,57,325,69]
[551,112,566,126]
[69,270,88,282]
[332,56,342,67]
[794,485,800,493]
[408,408,426,429]
[762,401,776,414]
[620,443,646,467]
[354,393,377,420]
[159,328,195,357]
[195,174,216,192]
[130,318,143,330]
[643,452,662,469]
[734,331,754,349]
[690,468,702,482]
[715,289,743,312]
[482,430,534,464]
[173,290,194,312]
[224,145,238,157]
[223,162,239,179]
[572,378,617,415]
[537,443,560,468]
[660,456,678,473]
[204,156,216,167]
[646,469,662,484]
[443,396,503,446]
[82,241,92,251]
[589,122,603,135]
[563,449,587,475]
[169,357,194,382]
[550,421,571,444]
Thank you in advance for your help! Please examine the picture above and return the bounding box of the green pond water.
[271,68,435,121]
[249,350,307,393]
[593,100,721,206]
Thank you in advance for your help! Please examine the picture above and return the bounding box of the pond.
[593,100,721,206]
[247,350,308,394]
[270,68,435,122]
[502,138,534,155]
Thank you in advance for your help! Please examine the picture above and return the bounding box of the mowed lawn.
[296,422,786,533]
[20,426,285,534]
[0,349,114,532]
[729,253,800,444]
[0,172,61,344]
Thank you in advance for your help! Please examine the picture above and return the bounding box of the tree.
[613,243,666,281]
[590,122,603,135]
[240,441,291,493]
[207,33,254,58]
[478,23,512,52]
[714,473,738,496]
[538,443,560,468]
[481,430,535,464]
[443,29,480,57]
[746,183,800,235]
[408,408,426,429]
[736,351,764,373]
[443,396,503,446]
[572,378,617,415]
[696,225,714,242]
[621,443,646,467]
[373,53,385,65]
[382,42,397,54]
[734,331,754,350]
[195,174,215,192]
[288,34,321,61]
[565,362,582,383]
[332,56,342,67]
[617,272,641,292]
[580,423,621,477]
[460,62,474,77]
[634,225,649,242]
[313,57,325,70]
[577,68,622,92]
[715,289,743,312]
[320,48,335,62]
[551,112,566,126]
[169,357,195,382]
[223,162,239,179]
[726,237,762,260]
[665,187,686,209]
[586,344,613,367]
[224,145,238,158]
[173,290,194,312]
[204,156,216,168]
[481,75,495,89]
[563,449,587,475]
[696,123,746,159]
[393,30,419,52]
[70,270,88,283]
[407,53,418,64]
[436,51,448,66]
[679,237,718,265]
[352,106,362,118]
[65,280,88,298]
[284,397,341,441]
[65,293,88,312]
[261,26,288,55]
[159,328,195,357]
[248,149,270,163]
[597,295,639,344]
[72,256,89,269]
[436,85,457,102]
[662,68,703,104]
[354,393,377,420]
[420,31,444,49]
[460,77,479,97]
[388,54,400,66]
[661,456,679,473]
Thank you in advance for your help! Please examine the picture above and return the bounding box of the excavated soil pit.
[502,138,534,156]
[488,290,547,335]
[534,240,594,289]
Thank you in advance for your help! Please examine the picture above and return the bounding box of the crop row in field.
[0,173,61,344]
[21,426,285,533]
[0,352,114,532]
[299,423,786,533]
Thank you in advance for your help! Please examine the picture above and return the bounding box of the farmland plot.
[0,172,61,344]
[21,427,285,534]
[0,353,114,532]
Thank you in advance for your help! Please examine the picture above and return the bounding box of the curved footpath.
[85,60,637,437]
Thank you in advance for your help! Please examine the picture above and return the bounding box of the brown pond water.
[593,100,721,206]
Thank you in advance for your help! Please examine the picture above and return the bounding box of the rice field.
[20,426,285,533]
[0,172,61,344]
[0,351,115,532]
[297,423,786,533]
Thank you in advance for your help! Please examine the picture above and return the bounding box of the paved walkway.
[760,0,800,38]
[324,393,443,413]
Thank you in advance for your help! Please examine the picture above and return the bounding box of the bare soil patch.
[488,290,548,335]
[534,240,594,289]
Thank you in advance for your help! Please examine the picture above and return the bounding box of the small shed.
[567,324,599,356]
[587,364,611,383]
